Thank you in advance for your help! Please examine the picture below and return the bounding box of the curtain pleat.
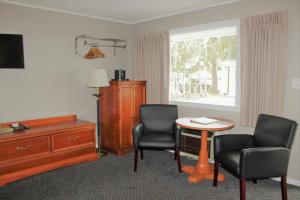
[135,32,169,104]
[240,11,288,126]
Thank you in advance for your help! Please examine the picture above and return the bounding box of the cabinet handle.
[68,136,80,141]
[16,145,31,151]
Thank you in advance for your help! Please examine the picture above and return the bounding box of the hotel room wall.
[132,0,300,182]
[0,3,132,125]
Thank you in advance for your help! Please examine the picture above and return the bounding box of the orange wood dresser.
[0,115,97,186]
[100,80,146,155]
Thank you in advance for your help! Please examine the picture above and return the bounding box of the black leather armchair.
[132,104,181,172]
[213,114,298,200]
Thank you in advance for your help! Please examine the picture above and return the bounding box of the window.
[169,20,240,109]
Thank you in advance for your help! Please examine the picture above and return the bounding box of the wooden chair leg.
[240,178,246,200]
[140,149,144,160]
[281,176,288,200]
[134,150,138,172]
[176,150,181,173]
[213,162,219,186]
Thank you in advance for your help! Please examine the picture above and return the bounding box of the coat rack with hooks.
[75,34,127,57]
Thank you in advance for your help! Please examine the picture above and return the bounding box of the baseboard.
[167,150,197,160]
[179,151,198,160]
[272,177,300,187]
[167,150,216,163]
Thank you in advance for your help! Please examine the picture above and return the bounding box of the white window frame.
[169,19,240,112]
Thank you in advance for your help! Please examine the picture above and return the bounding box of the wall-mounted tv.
[0,33,24,69]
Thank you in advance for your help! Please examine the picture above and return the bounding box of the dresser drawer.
[0,136,50,162]
[52,129,94,151]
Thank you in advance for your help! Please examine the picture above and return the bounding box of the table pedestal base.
[182,164,225,183]
[176,118,234,184]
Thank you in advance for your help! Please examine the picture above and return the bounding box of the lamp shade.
[87,69,109,88]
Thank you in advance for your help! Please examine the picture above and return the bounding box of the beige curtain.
[240,11,288,126]
[135,32,169,104]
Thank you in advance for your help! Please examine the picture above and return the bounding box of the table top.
[176,117,234,131]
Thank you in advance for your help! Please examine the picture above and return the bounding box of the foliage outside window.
[169,25,239,107]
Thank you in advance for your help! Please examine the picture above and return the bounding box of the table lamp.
[87,68,109,157]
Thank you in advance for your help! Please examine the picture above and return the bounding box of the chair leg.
[134,150,138,172]
[140,149,144,160]
[240,178,246,200]
[213,162,219,187]
[174,150,177,160]
[281,176,288,200]
[176,150,181,173]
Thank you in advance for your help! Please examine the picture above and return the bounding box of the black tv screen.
[0,34,24,69]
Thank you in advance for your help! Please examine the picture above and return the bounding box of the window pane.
[169,26,238,107]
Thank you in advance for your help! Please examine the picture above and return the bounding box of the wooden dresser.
[100,80,146,155]
[0,115,97,186]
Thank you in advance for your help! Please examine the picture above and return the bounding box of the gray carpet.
[0,151,299,200]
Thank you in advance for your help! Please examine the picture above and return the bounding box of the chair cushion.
[216,150,241,177]
[138,132,175,150]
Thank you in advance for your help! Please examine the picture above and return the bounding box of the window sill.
[169,101,240,112]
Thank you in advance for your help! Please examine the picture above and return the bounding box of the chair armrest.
[132,123,144,150]
[240,147,290,179]
[214,134,254,156]
[173,123,181,150]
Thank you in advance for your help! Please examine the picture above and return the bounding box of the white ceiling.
[1,0,243,24]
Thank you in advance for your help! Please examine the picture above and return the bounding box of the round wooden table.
[176,117,234,183]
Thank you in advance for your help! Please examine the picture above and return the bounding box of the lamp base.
[96,148,108,158]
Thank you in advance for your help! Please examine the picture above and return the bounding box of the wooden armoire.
[99,80,146,155]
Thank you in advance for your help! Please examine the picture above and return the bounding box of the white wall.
[0,3,132,124]
[132,0,300,181]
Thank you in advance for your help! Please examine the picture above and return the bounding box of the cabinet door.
[99,86,115,149]
[132,84,146,127]
[119,85,133,148]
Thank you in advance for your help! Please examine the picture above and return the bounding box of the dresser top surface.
[109,80,147,85]
[0,115,94,141]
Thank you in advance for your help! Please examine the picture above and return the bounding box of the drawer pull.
[68,136,80,141]
[16,145,31,151]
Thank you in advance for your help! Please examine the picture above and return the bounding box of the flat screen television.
[0,33,24,69]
